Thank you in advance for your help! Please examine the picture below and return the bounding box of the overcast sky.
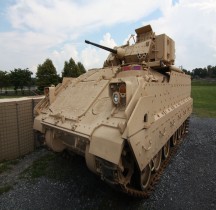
[0,0,216,75]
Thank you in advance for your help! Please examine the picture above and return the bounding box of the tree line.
[183,65,216,78]
[0,58,86,94]
[1,62,216,95]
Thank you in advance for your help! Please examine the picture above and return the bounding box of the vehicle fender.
[33,115,44,133]
[89,126,124,165]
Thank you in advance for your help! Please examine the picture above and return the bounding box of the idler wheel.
[140,164,151,190]
[163,139,170,159]
[152,149,162,172]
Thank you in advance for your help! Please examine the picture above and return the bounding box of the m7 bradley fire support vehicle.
[34,25,193,197]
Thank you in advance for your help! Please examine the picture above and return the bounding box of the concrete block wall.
[0,96,43,162]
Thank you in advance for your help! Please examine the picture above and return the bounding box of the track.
[105,118,190,198]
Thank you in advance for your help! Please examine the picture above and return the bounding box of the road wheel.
[152,149,162,172]
[163,139,170,159]
[140,164,151,191]
[171,132,177,146]
[177,126,182,139]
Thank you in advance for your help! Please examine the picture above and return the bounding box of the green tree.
[10,68,33,94]
[4,73,10,94]
[207,65,213,78]
[212,66,216,78]
[36,58,59,91]
[0,71,5,92]
[192,68,208,78]
[62,58,80,78]
[182,69,191,76]
[62,61,70,77]
[77,62,86,74]
[206,65,216,78]
[0,71,9,93]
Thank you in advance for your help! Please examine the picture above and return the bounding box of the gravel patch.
[0,116,216,210]
[0,149,49,187]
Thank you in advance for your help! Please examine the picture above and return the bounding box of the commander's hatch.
[135,25,154,42]
[120,25,154,64]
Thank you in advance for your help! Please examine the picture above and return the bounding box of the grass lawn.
[192,81,216,117]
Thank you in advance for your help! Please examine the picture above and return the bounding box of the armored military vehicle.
[34,25,193,197]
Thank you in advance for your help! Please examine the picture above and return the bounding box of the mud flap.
[89,126,124,165]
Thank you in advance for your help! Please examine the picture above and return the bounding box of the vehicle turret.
[86,25,175,68]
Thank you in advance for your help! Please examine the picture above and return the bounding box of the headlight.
[113,92,120,105]
[110,82,127,106]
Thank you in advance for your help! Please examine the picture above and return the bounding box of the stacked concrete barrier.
[0,96,43,162]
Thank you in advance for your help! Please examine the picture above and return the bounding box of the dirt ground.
[0,116,216,210]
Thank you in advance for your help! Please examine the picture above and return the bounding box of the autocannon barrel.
[85,40,117,54]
